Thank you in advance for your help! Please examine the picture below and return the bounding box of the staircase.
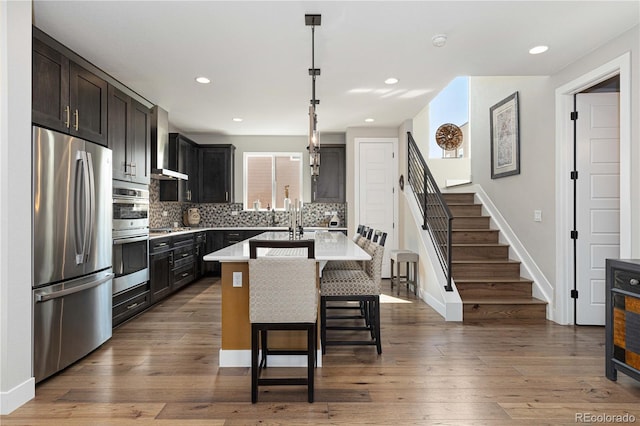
[444,192,547,322]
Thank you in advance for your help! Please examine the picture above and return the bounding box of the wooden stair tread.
[452,243,508,247]
[462,297,547,305]
[453,228,497,232]
[453,260,520,264]
[455,278,533,283]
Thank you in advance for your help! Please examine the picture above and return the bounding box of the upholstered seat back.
[249,257,317,323]
[364,242,384,289]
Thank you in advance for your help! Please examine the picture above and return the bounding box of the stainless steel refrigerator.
[32,126,113,382]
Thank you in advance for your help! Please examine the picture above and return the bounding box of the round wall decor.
[435,123,463,151]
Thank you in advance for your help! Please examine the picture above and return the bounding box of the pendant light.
[306,14,321,179]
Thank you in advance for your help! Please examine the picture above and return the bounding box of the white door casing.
[576,93,620,325]
[555,52,630,325]
[354,138,398,278]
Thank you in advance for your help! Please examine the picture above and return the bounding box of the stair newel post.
[446,215,453,292]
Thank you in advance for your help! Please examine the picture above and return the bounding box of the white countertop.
[203,231,370,262]
[149,226,347,240]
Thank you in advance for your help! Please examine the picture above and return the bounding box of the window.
[244,152,302,210]
[429,76,469,159]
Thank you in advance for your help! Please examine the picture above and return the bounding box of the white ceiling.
[33,1,639,136]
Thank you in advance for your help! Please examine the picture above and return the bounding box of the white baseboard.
[219,349,323,367]
[0,377,34,415]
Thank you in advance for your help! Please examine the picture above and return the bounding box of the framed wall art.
[490,91,520,179]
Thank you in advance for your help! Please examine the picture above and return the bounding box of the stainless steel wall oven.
[112,182,149,295]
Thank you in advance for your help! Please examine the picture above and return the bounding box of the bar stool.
[248,239,317,403]
[320,240,384,354]
[390,249,419,295]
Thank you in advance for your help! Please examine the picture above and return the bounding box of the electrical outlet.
[325,211,331,216]
[231,210,238,216]
[233,272,242,287]
[534,210,542,222]
[162,211,168,217]
[331,211,337,215]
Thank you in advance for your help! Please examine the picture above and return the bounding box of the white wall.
[550,26,640,256]
[0,0,35,414]
[469,76,556,284]
[183,132,345,205]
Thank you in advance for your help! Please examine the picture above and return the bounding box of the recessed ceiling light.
[432,34,447,48]
[232,117,243,122]
[384,78,399,85]
[365,118,375,123]
[195,76,211,84]
[529,45,549,55]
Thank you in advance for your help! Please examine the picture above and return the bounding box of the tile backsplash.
[149,180,346,229]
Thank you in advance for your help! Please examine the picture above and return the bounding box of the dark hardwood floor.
[3,277,640,425]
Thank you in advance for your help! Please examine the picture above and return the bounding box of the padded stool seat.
[390,249,419,295]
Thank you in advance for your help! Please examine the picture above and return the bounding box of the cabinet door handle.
[131,162,137,177]
[630,278,639,286]
[74,109,79,131]
[126,302,139,310]
[181,272,189,278]
[225,191,228,201]
[64,106,70,128]
[181,253,189,258]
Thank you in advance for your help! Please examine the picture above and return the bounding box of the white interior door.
[576,92,620,325]
[357,140,397,278]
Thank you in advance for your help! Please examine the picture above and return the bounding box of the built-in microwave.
[113,183,149,239]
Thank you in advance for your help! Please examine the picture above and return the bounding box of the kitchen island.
[203,231,370,367]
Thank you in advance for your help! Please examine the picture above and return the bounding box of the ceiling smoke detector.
[432,34,447,48]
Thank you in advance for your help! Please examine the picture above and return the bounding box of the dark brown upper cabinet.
[108,85,151,184]
[312,145,345,203]
[199,145,235,204]
[33,37,108,146]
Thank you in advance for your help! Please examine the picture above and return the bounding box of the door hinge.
[571,289,579,299]
[570,111,579,121]
[570,171,578,180]
[571,230,578,239]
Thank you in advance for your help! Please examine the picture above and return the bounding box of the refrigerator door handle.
[74,152,87,264]
[35,273,114,303]
[75,151,92,264]
[85,151,95,262]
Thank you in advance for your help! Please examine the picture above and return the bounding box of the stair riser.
[449,204,483,217]
[452,231,499,244]
[452,217,491,229]
[453,263,521,279]
[463,303,546,321]
[456,282,532,299]
[452,245,509,260]
[443,193,475,204]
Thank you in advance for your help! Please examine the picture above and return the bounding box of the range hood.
[150,106,188,180]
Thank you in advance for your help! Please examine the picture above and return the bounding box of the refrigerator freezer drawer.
[33,270,113,382]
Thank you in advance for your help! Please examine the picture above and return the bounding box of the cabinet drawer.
[113,283,150,326]
[613,270,640,294]
[150,237,172,254]
[173,264,194,290]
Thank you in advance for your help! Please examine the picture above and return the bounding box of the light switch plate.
[233,272,242,287]
[534,210,542,222]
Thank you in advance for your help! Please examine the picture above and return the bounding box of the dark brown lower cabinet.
[112,282,151,327]
[149,237,172,303]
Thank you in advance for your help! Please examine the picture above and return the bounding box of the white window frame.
[243,152,303,211]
